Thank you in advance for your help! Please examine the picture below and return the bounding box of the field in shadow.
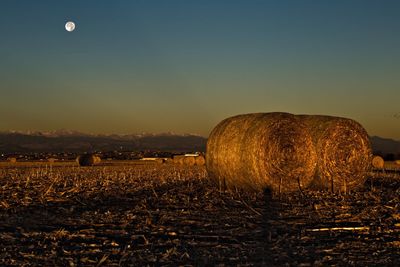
[0,165,399,266]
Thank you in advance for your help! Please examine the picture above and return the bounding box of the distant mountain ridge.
[1,130,204,139]
[0,131,207,153]
[0,131,399,155]
[369,136,400,155]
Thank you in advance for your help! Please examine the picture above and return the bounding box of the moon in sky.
[65,21,76,32]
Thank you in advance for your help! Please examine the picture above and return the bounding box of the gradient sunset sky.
[0,1,399,139]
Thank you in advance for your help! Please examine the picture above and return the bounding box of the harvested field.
[0,163,399,266]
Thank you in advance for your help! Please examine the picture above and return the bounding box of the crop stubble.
[0,163,398,266]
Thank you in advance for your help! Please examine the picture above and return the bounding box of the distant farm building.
[140,157,165,164]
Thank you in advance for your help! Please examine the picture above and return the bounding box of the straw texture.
[298,115,372,192]
[206,113,317,193]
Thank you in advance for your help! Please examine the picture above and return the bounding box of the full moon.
[65,21,76,32]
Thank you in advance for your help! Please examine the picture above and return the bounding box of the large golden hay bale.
[76,154,100,166]
[371,155,384,169]
[183,156,196,166]
[195,155,206,166]
[395,160,400,165]
[298,115,372,192]
[206,113,317,193]
[8,157,17,164]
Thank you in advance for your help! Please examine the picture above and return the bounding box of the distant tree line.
[1,150,200,161]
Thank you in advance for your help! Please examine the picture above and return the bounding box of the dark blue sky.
[0,1,399,138]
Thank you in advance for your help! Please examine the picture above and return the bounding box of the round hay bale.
[206,112,317,193]
[371,155,384,169]
[195,155,206,166]
[93,156,102,164]
[173,155,185,164]
[8,157,17,164]
[155,158,165,164]
[76,154,98,166]
[297,115,372,192]
[164,158,174,164]
[48,158,57,163]
[183,156,196,166]
[395,160,400,165]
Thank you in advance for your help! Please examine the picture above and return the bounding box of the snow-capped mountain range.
[0,130,207,153]
[0,130,399,156]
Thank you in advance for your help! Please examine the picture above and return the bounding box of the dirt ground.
[0,164,399,266]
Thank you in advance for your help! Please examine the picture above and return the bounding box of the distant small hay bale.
[372,156,385,169]
[173,155,185,164]
[48,158,57,163]
[76,154,100,166]
[195,155,206,166]
[206,112,317,193]
[298,115,372,193]
[155,158,165,164]
[395,160,400,165]
[8,157,17,164]
[183,156,196,166]
[93,156,102,164]
[164,158,174,164]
